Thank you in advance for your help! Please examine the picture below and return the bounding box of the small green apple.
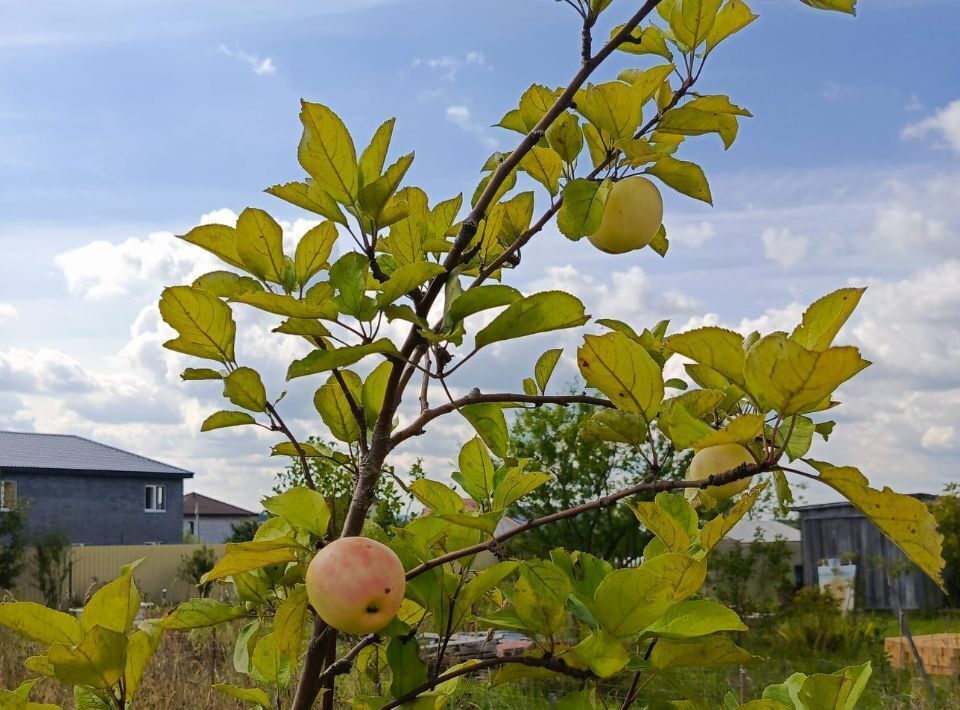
[686,443,754,501]
[588,176,663,254]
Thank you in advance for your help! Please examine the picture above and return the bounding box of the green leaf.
[294,222,338,287]
[818,466,944,589]
[445,284,522,328]
[200,539,301,583]
[577,332,663,419]
[410,479,464,513]
[298,101,358,205]
[657,105,740,149]
[265,180,347,225]
[513,561,571,636]
[493,469,552,510]
[288,339,398,379]
[797,661,872,709]
[192,271,264,299]
[235,208,286,284]
[362,360,392,429]
[233,620,261,674]
[706,0,758,54]
[48,625,128,689]
[212,684,271,709]
[646,156,712,204]
[73,687,111,710]
[359,152,415,222]
[458,437,497,506]
[124,626,161,701]
[81,568,140,635]
[359,118,396,187]
[0,602,82,645]
[273,587,309,664]
[518,84,561,131]
[799,0,857,14]
[461,404,509,458]
[314,371,362,443]
[263,487,331,537]
[162,599,248,630]
[618,64,675,106]
[667,327,746,387]
[179,223,243,269]
[377,262,445,306]
[387,635,428,697]
[744,334,870,415]
[581,409,647,447]
[576,81,644,141]
[534,348,563,394]
[519,146,563,196]
[201,410,256,432]
[222,367,267,412]
[630,501,691,553]
[558,179,611,240]
[697,484,764,553]
[594,567,674,637]
[231,291,337,319]
[250,633,291,689]
[651,635,751,669]
[476,291,588,349]
[546,112,584,164]
[181,367,223,381]
[644,599,746,638]
[615,24,674,59]
[160,286,236,363]
[641,552,707,601]
[670,0,723,49]
[649,224,669,257]
[571,630,628,677]
[328,252,369,316]
[790,287,865,351]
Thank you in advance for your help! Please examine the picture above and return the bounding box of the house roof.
[0,431,193,478]
[725,518,801,544]
[183,492,256,517]
[794,493,936,513]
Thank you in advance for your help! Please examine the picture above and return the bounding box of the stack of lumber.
[885,633,960,675]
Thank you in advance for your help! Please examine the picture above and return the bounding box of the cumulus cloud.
[412,51,486,81]
[668,220,714,247]
[922,425,955,451]
[445,105,497,148]
[217,44,276,75]
[902,99,960,153]
[761,227,809,268]
[0,303,17,324]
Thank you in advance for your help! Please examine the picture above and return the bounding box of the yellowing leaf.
[235,208,286,284]
[577,332,663,419]
[124,627,161,701]
[519,146,563,196]
[618,64,675,106]
[262,487,331,537]
[200,410,256,432]
[744,334,870,415]
[359,152,415,222]
[160,286,236,363]
[706,0,759,54]
[358,117,396,188]
[558,179,610,240]
[162,599,247,630]
[692,413,764,450]
[288,339,399,379]
[670,0,723,49]
[576,81,644,141]
[298,101,358,205]
[534,348,563,393]
[646,156,712,204]
[0,602,82,646]
[460,403,509,458]
[819,466,945,589]
[799,0,857,14]
[212,684,271,709]
[273,588,309,664]
[410,479,464,513]
[48,626,128,689]
[630,501,691,553]
[231,291,337,319]
[294,221,338,287]
[667,327,746,387]
[657,105,740,149]
[314,371,362,443]
[644,599,746,638]
[179,223,243,269]
[265,181,347,225]
[223,367,267,413]
[475,291,588,349]
[81,569,140,635]
[493,470,552,510]
[376,262,445,306]
[594,568,675,637]
[200,539,301,583]
[545,112,584,164]
[458,437,497,506]
[698,483,764,553]
[790,287,865,352]
[571,630,628,677]
[641,552,707,601]
[651,635,751,669]
[615,24,674,59]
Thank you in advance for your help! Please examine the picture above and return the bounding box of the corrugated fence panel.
[5,544,227,607]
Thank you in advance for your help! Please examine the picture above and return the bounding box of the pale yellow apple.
[686,443,754,501]
[305,537,406,635]
[588,176,663,254]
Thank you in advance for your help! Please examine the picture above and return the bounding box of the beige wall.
[4,544,227,607]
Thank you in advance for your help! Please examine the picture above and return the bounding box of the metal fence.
[3,543,226,607]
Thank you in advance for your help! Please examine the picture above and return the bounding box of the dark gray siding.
[7,472,185,545]
[184,515,256,544]
[798,502,943,610]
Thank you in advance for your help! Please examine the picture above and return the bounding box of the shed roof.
[795,494,936,513]
[0,431,192,478]
[725,518,801,544]
[183,492,256,517]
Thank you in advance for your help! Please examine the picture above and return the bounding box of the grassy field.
[2,608,960,708]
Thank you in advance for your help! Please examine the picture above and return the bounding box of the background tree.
[177,545,217,598]
[31,530,72,609]
[929,483,960,603]
[0,505,26,591]
[509,383,689,560]
[226,518,260,543]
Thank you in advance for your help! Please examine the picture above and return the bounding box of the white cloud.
[761,227,808,268]
[922,425,955,451]
[412,51,486,81]
[668,220,714,247]
[445,105,497,148]
[217,44,276,76]
[902,99,960,153]
[871,205,953,251]
[0,303,18,324]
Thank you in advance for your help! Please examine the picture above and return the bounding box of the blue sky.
[1,0,959,510]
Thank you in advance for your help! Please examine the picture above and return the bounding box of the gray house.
[0,431,193,545]
[796,497,943,610]
[183,492,257,544]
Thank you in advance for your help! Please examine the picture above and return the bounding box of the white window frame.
[0,480,16,512]
[144,484,167,513]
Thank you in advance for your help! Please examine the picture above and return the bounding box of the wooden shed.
[795,497,943,611]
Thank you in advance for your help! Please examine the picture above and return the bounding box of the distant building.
[183,492,258,544]
[796,497,944,610]
[0,431,192,545]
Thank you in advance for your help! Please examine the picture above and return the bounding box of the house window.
[0,481,16,511]
[145,484,166,512]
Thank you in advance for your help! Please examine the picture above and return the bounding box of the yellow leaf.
[819,466,945,589]
[47,626,128,689]
[706,0,759,54]
[666,326,745,387]
[81,568,140,635]
[698,483,765,553]
[790,287,865,352]
[201,539,301,584]
[294,221,338,287]
[577,332,664,420]
[0,602,82,646]
[235,208,286,284]
[298,101,358,205]
[629,502,691,552]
